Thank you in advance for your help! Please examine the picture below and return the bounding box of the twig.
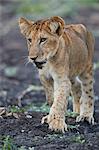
[17,85,43,107]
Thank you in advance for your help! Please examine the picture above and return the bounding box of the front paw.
[76,114,94,125]
[41,114,67,133]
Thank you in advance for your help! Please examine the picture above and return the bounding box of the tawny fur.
[19,16,95,133]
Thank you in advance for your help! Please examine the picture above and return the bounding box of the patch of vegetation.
[70,135,85,144]
[66,110,78,118]
[9,105,26,113]
[2,135,17,150]
[6,102,50,115]
[1,135,35,150]
[67,124,78,130]
[28,102,50,113]
[8,104,79,117]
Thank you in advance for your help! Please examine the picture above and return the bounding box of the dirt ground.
[0,1,99,149]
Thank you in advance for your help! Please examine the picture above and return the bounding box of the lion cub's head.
[19,16,65,68]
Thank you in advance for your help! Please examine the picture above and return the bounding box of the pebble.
[26,114,32,118]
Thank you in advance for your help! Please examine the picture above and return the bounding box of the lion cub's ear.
[49,16,65,36]
[18,17,33,36]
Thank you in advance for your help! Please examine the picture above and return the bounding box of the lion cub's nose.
[30,56,37,61]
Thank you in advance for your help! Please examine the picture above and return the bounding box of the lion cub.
[19,16,95,133]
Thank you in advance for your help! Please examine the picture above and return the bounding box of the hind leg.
[76,65,94,124]
[71,78,81,114]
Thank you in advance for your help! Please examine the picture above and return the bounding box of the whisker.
[23,60,28,66]
[25,60,30,66]
[23,58,27,64]
[22,56,34,66]
[22,56,28,58]
[22,57,28,66]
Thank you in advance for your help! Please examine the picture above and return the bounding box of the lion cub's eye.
[39,38,47,44]
[28,38,32,43]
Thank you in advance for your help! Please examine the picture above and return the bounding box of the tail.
[86,30,95,62]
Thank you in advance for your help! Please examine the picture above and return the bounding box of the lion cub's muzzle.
[29,56,47,69]
[34,60,47,69]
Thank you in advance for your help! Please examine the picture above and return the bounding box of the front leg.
[39,72,54,106]
[42,77,71,133]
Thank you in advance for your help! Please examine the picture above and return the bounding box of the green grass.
[8,103,79,118]
[67,124,78,130]
[1,136,33,150]
[70,135,85,144]
[8,102,50,114]
[66,110,78,118]
[28,102,50,113]
[9,105,26,113]
[2,136,17,150]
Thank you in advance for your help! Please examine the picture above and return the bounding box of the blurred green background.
[18,0,99,19]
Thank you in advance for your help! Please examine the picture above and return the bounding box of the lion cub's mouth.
[34,61,46,69]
